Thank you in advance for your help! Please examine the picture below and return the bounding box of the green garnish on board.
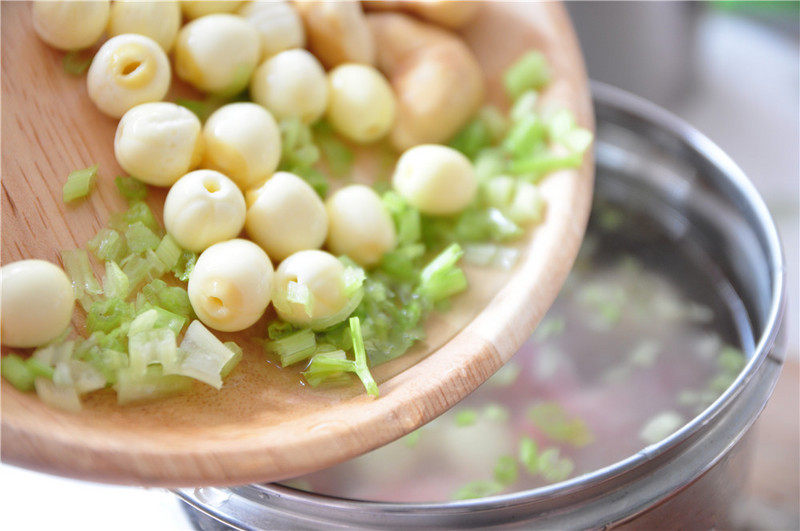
[62,164,97,203]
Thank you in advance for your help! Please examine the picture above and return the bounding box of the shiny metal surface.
[176,82,786,529]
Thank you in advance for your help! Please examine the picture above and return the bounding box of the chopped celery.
[510,90,539,123]
[33,339,76,367]
[546,109,575,141]
[86,298,132,333]
[287,281,314,317]
[380,244,425,281]
[382,192,422,246]
[483,403,511,423]
[292,165,329,198]
[128,328,179,376]
[403,430,422,448]
[115,175,147,202]
[221,341,243,378]
[504,50,550,100]
[454,408,478,427]
[61,249,102,311]
[474,148,507,182]
[527,402,593,447]
[342,262,367,298]
[26,358,55,381]
[53,360,106,394]
[509,151,583,176]
[265,328,316,367]
[62,164,97,203]
[267,320,297,340]
[125,221,161,254]
[718,345,746,373]
[518,436,539,474]
[452,480,504,500]
[62,50,92,75]
[157,285,193,318]
[103,261,130,300]
[2,355,35,391]
[80,347,127,385]
[175,98,215,121]
[483,175,517,210]
[302,350,353,387]
[350,317,379,397]
[538,448,574,482]
[479,106,509,142]
[450,118,493,160]
[111,201,160,235]
[148,305,188,336]
[88,228,127,264]
[507,182,544,225]
[155,235,182,271]
[172,250,197,282]
[174,320,237,389]
[115,365,193,405]
[128,308,159,336]
[34,377,81,412]
[493,455,518,486]
[417,244,467,303]
[463,243,519,270]
[503,114,547,157]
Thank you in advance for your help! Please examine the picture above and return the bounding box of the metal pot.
[176,82,786,530]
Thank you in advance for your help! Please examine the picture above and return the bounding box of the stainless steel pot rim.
[178,82,786,513]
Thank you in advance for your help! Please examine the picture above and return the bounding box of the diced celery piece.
[292,165,328,198]
[61,249,102,311]
[302,350,353,387]
[53,360,106,394]
[350,317,378,397]
[172,250,197,282]
[417,244,467,303]
[452,480,504,500]
[115,175,147,202]
[128,328,180,376]
[479,106,509,142]
[220,341,243,379]
[504,50,550,100]
[175,98,214,121]
[546,109,576,141]
[267,320,296,340]
[88,228,127,263]
[115,365,193,405]
[538,448,574,482]
[510,90,539,123]
[149,305,188,336]
[86,297,132,333]
[382,192,421,246]
[380,244,424,282]
[455,408,478,427]
[527,402,593,447]
[154,285,193,319]
[287,281,314,317]
[450,118,493,160]
[503,114,547,157]
[563,127,593,154]
[507,181,544,225]
[63,164,98,203]
[111,201,160,235]
[103,261,130,300]
[33,339,76,367]
[155,234,182,270]
[509,150,583,176]
[315,122,354,177]
[518,436,539,474]
[483,175,517,209]
[125,221,161,254]
[493,455,518,486]
[129,308,159,336]
[2,355,35,391]
[265,328,316,367]
[82,347,128,385]
[173,320,237,389]
[34,377,81,412]
[474,148,507,182]
[27,358,55,380]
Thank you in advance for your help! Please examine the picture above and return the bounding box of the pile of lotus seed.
[2,1,588,405]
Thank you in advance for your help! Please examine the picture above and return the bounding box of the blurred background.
[2,2,798,529]
[567,1,799,527]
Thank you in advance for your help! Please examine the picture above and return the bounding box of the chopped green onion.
[504,50,550,100]
[452,480,504,500]
[34,377,81,412]
[417,244,467,303]
[62,50,92,75]
[174,320,238,388]
[350,317,379,397]
[115,175,148,203]
[527,402,593,447]
[62,164,97,203]
[454,408,479,427]
[103,261,130,300]
[2,355,35,391]
[265,328,316,367]
[518,436,539,474]
[61,249,102,311]
[88,228,127,264]
[493,455,518,486]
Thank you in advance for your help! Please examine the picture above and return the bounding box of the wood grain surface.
[0,1,594,486]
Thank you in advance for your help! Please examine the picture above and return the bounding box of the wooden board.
[0,1,594,486]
